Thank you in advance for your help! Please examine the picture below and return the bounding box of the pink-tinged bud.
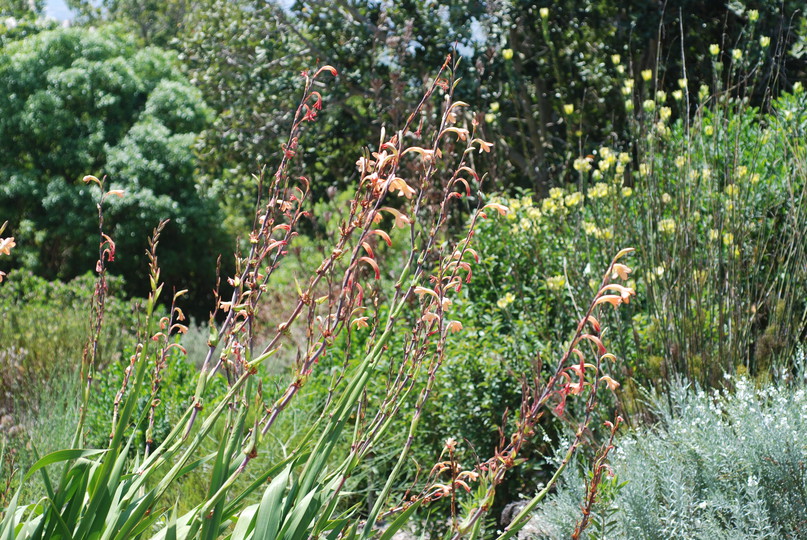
[351,316,369,329]
[314,65,338,78]
[370,229,392,246]
[446,320,463,333]
[587,315,601,333]
[579,334,607,355]
[594,294,623,308]
[600,284,636,303]
[453,177,472,197]
[414,286,439,300]
[612,263,631,280]
[553,396,567,416]
[600,375,620,391]
[613,247,635,261]
[379,207,412,228]
[440,126,469,141]
[359,256,380,279]
[0,237,16,256]
[482,202,509,216]
[471,138,494,153]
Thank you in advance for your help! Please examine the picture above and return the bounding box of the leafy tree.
[181,0,807,208]
[0,25,227,316]
[0,0,44,19]
[65,0,190,47]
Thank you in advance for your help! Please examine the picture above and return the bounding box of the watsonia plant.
[0,57,634,539]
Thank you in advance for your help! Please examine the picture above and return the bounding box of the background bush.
[0,25,227,317]
[530,361,807,539]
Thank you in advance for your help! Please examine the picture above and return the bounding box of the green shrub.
[0,270,137,414]
[0,25,226,316]
[530,362,807,538]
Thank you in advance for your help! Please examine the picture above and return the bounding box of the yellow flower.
[611,54,621,65]
[709,44,720,55]
[641,69,653,81]
[588,182,610,199]
[618,152,631,164]
[737,165,748,178]
[573,157,593,173]
[622,186,633,197]
[709,229,719,241]
[656,90,667,102]
[497,292,516,309]
[699,84,709,99]
[678,78,688,89]
[527,207,542,219]
[541,197,560,214]
[519,218,532,231]
[643,99,655,112]
[549,187,564,200]
[546,275,566,291]
[564,192,583,206]
[563,103,574,115]
[748,9,759,22]
[490,102,500,112]
[675,156,686,168]
[724,184,738,197]
[750,173,760,184]
[539,7,549,19]
[502,48,514,60]
[723,232,734,245]
[661,192,672,204]
[704,125,714,136]
[760,36,770,48]
[639,163,650,176]
[732,49,742,61]
[659,106,672,121]
[658,218,676,234]
[485,113,496,124]
[672,89,683,101]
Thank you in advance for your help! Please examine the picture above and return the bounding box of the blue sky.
[45,0,73,20]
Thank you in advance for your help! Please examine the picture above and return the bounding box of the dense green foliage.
[0,25,226,315]
[1,1,807,537]
[531,367,807,538]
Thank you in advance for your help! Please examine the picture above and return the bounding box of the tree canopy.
[0,25,227,314]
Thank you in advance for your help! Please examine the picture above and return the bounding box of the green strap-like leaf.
[23,449,107,483]
[377,501,422,540]
[230,503,258,540]
[253,466,291,540]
